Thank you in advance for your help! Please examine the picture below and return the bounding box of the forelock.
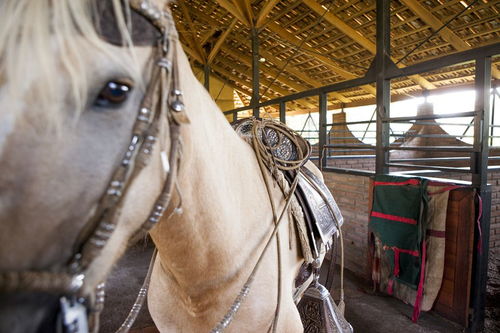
[0,0,143,127]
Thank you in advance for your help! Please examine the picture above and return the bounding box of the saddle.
[232,118,352,333]
[232,118,343,261]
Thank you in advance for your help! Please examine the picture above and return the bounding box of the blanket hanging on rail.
[369,175,429,322]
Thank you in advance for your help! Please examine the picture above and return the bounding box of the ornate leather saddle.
[232,118,343,260]
[232,118,351,333]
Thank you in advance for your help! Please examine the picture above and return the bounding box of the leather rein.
[0,1,188,332]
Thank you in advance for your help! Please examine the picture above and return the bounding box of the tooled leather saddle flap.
[293,166,343,258]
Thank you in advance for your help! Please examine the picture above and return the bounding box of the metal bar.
[325,143,375,147]
[204,64,210,91]
[330,136,377,139]
[390,133,474,138]
[330,129,377,133]
[223,75,375,115]
[386,111,476,122]
[362,107,377,142]
[327,150,376,153]
[325,120,376,126]
[470,56,492,332]
[490,90,496,146]
[386,146,476,152]
[385,42,500,80]
[319,93,328,168]
[390,156,470,162]
[279,101,286,123]
[324,146,375,151]
[460,118,475,140]
[410,121,473,126]
[375,0,390,175]
[387,163,471,173]
[472,57,492,187]
[328,155,376,159]
[251,27,260,118]
[322,167,375,177]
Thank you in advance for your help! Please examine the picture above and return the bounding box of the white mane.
[0,0,142,125]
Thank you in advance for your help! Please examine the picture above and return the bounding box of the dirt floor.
[101,243,500,333]
[485,250,500,333]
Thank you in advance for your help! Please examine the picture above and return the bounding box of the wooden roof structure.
[171,0,500,114]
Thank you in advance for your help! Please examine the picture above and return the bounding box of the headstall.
[0,1,189,332]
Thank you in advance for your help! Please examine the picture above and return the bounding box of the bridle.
[0,1,188,332]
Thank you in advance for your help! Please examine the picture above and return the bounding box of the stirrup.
[297,280,353,333]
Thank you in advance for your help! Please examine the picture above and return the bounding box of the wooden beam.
[267,22,356,79]
[179,4,353,102]
[227,32,353,103]
[302,0,375,53]
[234,0,254,25]
[400,0,500,79]
[400,0,470,51]
[178,2,206,63]
[222,47,310,94]
[207,19,238,64]
[267,22,377,95]
[256,0,281,28]
[222,46,352,104]
[303,0,436,90]
[181,43,204,64]
[200,27,217,45]
[214,0,250,26]
[213,62,318,108]
[196,68,280,115]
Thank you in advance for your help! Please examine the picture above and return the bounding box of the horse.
[0,1,343,332]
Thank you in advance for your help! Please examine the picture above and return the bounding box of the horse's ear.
[93,0,161,46]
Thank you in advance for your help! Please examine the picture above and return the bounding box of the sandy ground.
[99,242,500,332]
[485,249,500,333]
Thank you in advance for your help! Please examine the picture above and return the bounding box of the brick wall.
[326,156,375,172]
[489,172,500,252]
[323,172,371,278]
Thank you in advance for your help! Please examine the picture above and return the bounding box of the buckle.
[60,297,88,333]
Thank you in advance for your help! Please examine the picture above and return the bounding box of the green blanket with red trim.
[369,175,428,290]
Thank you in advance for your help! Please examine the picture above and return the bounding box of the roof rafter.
[399,0,500,79]
[186,5,354,103]
[221,46,331,105]
[211,61,317,109]
[214,0,250,26]
[207,19,238,64]
[266,22,377,96]
[302,0,436,90]
[256,0,281,28]
[178,2,206,63]
[233,0,254,25]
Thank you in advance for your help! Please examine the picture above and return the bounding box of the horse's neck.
[151,57,279,302]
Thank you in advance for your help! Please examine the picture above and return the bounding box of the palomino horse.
[0,1,345,332]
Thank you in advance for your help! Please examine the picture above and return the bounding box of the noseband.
[0,1,189,332]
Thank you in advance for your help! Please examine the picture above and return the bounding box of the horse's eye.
[94,81,132,108]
